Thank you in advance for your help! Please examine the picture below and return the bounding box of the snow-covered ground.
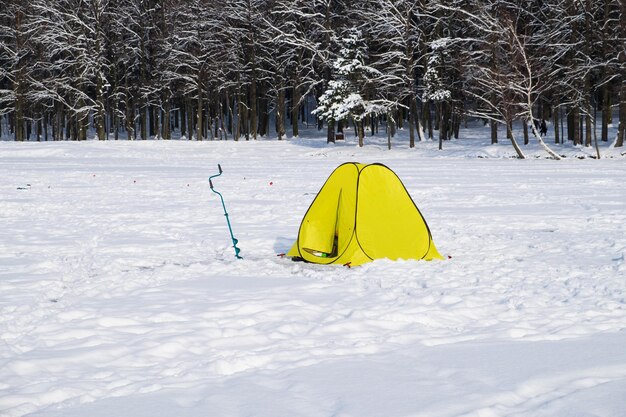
[1,124,625,417]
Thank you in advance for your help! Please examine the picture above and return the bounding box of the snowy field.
[1,125,626,417]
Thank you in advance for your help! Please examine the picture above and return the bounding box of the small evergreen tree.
[313,28,385,147]
[422,37,452,150]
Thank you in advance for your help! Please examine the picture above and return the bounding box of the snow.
[1,124,626,417]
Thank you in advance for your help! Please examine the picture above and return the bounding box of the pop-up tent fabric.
[287,162,443,266]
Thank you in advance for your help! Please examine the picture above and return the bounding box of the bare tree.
[451,4,526,158]
[30,0,113,140]
[616,0,626,147]
[0,0,35,141]
[362,0,433,147]
[457,2,570,159]
[219,0,271,140]
[506,18,562,159]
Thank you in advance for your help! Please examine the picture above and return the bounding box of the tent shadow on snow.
[285,162,442,267]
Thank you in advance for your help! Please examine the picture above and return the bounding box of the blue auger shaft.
[209,164,243,259]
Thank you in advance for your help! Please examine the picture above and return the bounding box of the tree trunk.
[14,8,25,142]
[44,112,49,141]
[187,99,194,140]
[452,110,461,139]
[584,78,592,147]
[585,113,592,147]
[357,119,364,147]
[96,75,106,140]
[409,97,419,147]
[291,82,300,138]
[219,95,227,140]
[508,130,526,159]
[196,86,203,141]
[583,0,593,148]
[77,95,88,141]
[422,101,432,139]
[258,91,268,137]
[327,121,335,144]
[67,113,73,140]
[250,78,257,140]
[438,103,444,150]
[523,119,529,145]
[227,92,234,135]
[55,103,64,140]
[566,108,573,141]
[601,85,609,142]
[593,108,601,159]
[113,103,119,140]
[387,112,394,150]
[551,107,558,144]
[618,82,626,147]
[79,111,88,141]
[148,105,161,139]
[617,0,626,147]
[235,89,242,141]
[162,96,171,140]
[140,103,147,140]
[15,94,25,141]
[506,118,513,141]
[571,108,581,144]
[213,91,219,140]
[180,100,187,138]
[36,112,42,141]
[276,87,286,140]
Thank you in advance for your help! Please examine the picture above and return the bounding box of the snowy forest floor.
[1,122,625,417]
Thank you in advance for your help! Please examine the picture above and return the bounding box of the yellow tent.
[287,162,443,266]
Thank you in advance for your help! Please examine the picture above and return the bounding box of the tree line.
[1,0,624,152]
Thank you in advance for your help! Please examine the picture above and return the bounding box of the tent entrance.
[303,234,338,258]
[301,190,342,259]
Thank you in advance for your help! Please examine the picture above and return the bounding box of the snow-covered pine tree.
[422,37,452,151]
[313,28,385,147]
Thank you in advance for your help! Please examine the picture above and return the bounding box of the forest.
[1,0,625,151]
